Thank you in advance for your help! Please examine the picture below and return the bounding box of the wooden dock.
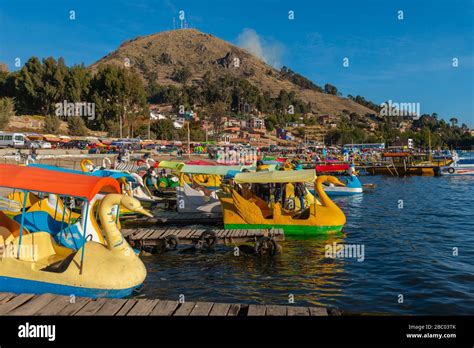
[123,211,222,226]
[122,227,285,254]
[0,292,331,316]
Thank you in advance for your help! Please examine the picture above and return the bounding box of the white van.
[0,132,26,148]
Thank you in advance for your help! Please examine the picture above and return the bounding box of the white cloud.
[236,28,284,68]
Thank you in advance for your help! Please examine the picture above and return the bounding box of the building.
[249,116,265,130]
[318,114,338,125]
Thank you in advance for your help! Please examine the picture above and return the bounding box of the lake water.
[136,175,474,315]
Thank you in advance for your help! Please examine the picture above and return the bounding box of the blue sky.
[1,0,473,126]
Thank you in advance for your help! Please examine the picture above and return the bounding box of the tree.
[171,66,192,85]
[67,116,88,136]
[43,115,61,133]
[150,119,175,140]
[0,97,15,129]
[14,57,45,114]
[449,117,458,127]
[89,65,147,136]
[158,52,173,64]
[324,83,338,95]
[206,101,228,135]
[13,56,70,115]
[65,64,91,102]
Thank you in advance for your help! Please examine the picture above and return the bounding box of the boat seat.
[13,211,66,234]
[292,207,311,220]
[13,232,66,264]
[13,211,84,250]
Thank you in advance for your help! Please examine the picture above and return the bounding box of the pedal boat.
[0,164,152,298]
[219,169,347,236]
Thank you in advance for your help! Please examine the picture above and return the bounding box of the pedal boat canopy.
[0,164,121,201]
[234,169,316,184]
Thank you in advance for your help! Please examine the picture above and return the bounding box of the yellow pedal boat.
[0,164,152,298]
[219,169,347,236]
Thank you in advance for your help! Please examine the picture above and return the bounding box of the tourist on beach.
[29,147,37,162]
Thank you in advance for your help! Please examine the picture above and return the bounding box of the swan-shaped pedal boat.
[0,164,152,298]
[219,169,347,236]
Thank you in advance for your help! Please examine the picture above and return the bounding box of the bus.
[343,143,385,150]
[0,132,26,148]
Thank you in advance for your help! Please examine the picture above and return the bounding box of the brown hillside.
[91,29,374,117]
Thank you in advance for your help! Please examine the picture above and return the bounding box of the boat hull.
[0,276,138,298]
[224,223,344,236]
[364,166,437,176]
[0,234,147,299]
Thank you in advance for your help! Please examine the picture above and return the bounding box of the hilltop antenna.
[180,17,184,29]
[173,17,176,30]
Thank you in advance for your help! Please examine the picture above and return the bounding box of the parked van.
[0,132,26,148]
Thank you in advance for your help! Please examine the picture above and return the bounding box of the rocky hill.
[91,29,374,117]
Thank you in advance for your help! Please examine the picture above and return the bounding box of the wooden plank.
[150,300,180,316]
[208,303,230,316]
[126,299,159,316]
[75,298,108,316]
[0,292,13,301]
[121,229,135,237]
[221,229,232,238]
[140,228,157,240]
[189,302,214,316]
[148,228,168,239]
[0,294,35,315]
[8,293,57,316]
[184,229,197,239]
[192,229,205,238]
[287,306,310,316]
[173,302,196,316]
[127,228,143,239]
[158,228,174,239]
[0,293,16,304]
[188,229,201,239]
[140,229,158,240]
[227,304,241,316]
[35,295,73,315]
[231,230,241,238]
[265,305,287,316]
[130,228,148,240]
[247,304,266,316]
[247,229,262,238]
[95,299,128,316]
[115,299,138,316]
[159,229,178,239]
[56,297,92,316]
[309,306,328,316]
[215,229,227,238]
[176,229,190,238]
